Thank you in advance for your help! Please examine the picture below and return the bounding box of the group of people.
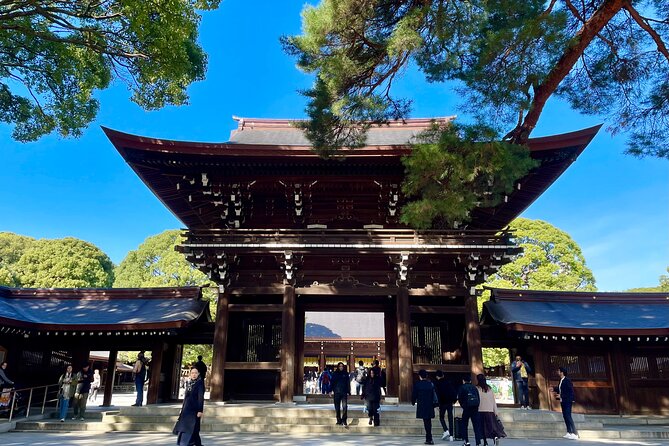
[413,370,506,446]
[57,362,97,422]
[412,363,579,446]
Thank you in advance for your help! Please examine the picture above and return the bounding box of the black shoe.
[342,421,348,427]
[369,418,373,425]
[336,421,341,425]
[425,441,435,445]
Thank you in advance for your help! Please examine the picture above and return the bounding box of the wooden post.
[464,293,484,377]
[294,305,305,395]
[533,346,550,410]
[384,309,399,397]
[396,286,413,403]
[102,350,117,407]
[280,285,296,402]
[209,286,230,401]
[147,342,164,405]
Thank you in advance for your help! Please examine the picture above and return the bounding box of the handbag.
[495,416,507,437]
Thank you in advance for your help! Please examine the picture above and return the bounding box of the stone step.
[101,414,602,430]
[114,405,586,422]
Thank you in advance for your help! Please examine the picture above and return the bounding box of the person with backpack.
[412,369,436,445]
[319,368,332,394]
[457,375,482,446]
[354,360,367,395]
[476,374,506,446]
[435,370,457,441]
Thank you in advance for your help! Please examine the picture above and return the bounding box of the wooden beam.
[280,285,296,402]
[296,285,399,296]
[209,288,230,401]
[294,306,305,395]
[101,350,117,407]
[384,309,399,397]
[229,286,285,295]
[396,286,413,403]
[412,364,472,373]
[464,293,484,377]
[146,342,164,405]
[225,362,281,370]
[228,304,284,312]
[409,305,465,314]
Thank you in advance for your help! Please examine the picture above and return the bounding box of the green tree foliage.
[0,0,220,142]
[284,0,669,158]
[401,123,537,228]
[16,237,114,288]
[483,348,510,369]
[182,344,212,368]
[114,230,215,367]
[480,218,595,366]
[114,229,214,290]
[0,232,35,286]
[627,267,669,292]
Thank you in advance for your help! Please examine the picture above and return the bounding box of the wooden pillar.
[611,344,630,414]
[209,287,230,401]
[533,346,550,410]
[384,308,399,397]
[294,304,305,395]
[280,285,296,402]
[397,286,413,403]
[101,350,117,407]
[147,342,164,405]
[464,293,483,377]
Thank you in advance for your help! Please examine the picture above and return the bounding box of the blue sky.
[0,1,667,291]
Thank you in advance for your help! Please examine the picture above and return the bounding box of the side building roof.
[481,287,669,337]
[0,286,209,336]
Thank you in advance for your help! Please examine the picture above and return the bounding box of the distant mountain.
[305,323,341,338]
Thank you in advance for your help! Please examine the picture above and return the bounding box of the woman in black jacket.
[173,367,205,446]
[362,368,383,426]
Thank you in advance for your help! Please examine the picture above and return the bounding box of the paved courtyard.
[0,432,668,446]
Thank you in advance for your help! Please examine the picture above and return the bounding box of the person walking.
[354,360,367,395]
[435,370,457,441]
[331,362,350,426]
[458,375,482,446]
[89,369,101,403]
[132,351,148,406]
[511,355,532,409]
[0,362,14,389]
[194,355,208,380]
[173,367,205,446]
[554,367,579,440]
[476,374,506,446]
[73,363,94,421]
[319,368,332,394]
[412,369,436,445]
[58,365,76,422]
[362,367,382,426]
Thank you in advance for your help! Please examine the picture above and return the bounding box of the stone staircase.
[13,404,669,440]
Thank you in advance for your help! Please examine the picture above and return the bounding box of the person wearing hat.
[553,367,578,439]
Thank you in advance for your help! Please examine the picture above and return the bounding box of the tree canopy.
[0,232,35,286]
[14,236,114,288]
[113,229,214,291]
[486,218,596,292]
[481,218,595,366]
[0,0,219,142]
[284,0,669,158]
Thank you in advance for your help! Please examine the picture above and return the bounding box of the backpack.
[462,383,480,408]
[355,366,367,383]
[321,372,330,385]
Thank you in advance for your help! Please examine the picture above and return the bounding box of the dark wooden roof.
[481,288,669,336]
[103,119,601,231]
[0,286,209,333]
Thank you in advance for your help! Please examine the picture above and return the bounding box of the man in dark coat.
[73,363,94,420]
[412,369,436,445]
[330,362,350,426]
[511,354,532,409]
[554,367,578,440]
[435,370,457,441]
[457,375,482,446]
[174,367,205,446]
